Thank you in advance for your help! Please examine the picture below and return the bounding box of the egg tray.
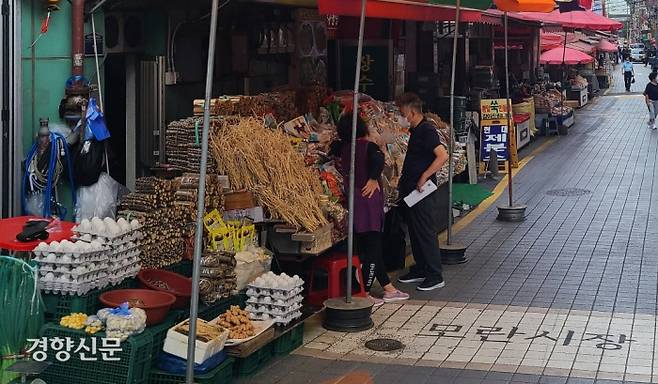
[107,249,140,262]
[33,249,108,262]
[249,310,302,326]
[107,267,140,285]
[108,242,139,254]
[245,302,303,316]
[38,263,108,278]
[73,223,143,238]
[247,280,304,291]
[40,276,110,295]
[245,286,304,301]
[107,258,140,273]
[246,294,303,307]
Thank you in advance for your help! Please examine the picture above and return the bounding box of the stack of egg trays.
[74,230,143,286]
[245,284,304,325]
[34,248,110,295]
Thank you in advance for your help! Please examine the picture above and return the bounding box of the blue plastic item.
[155,350,227,375]
[75,98,110,141]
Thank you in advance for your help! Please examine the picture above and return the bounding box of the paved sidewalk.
[237,85,658,384]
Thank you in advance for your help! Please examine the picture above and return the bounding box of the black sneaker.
[398,271,425,284]
[416,277,446,291]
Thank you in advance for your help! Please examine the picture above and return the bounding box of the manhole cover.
[365,338,404,351]
[546,188,591,197]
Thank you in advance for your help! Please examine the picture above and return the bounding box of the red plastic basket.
[99,289,176,325]
[137,269,192,309]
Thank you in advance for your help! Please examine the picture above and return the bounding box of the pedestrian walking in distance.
[644,72,658,130]
[332,112,410,306]
[395,93,450,291]
[623,57,634,92]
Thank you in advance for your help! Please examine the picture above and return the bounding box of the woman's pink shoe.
[367,294,385,307]
[383,290,410,303]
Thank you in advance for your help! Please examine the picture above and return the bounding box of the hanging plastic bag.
[75,172,124,222]
[74,98,110,142]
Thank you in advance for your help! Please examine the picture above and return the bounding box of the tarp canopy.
[541,31,578,50]
[519,9,623,31]
[317,0,492,22]
[540,46,594,64]
[597,39,617,52]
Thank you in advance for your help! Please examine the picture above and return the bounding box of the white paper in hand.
[403,180,438,207]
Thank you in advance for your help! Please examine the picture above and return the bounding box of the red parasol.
[540,46,594,64]
[520,9,623,31]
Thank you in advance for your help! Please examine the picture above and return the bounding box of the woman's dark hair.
[650,72,657,81]
[337,111,368,142]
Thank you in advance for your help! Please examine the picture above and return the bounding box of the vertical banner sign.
[341,44,390,101]
[480,99,512,162]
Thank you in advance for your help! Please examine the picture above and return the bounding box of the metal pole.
[186,0,219,381]
[447,0,461,245]
[91,14,103,111]
[347,0,367,304]
[504,12,513,207]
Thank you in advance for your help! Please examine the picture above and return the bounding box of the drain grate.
[365,338,404,352]
[546,188,592,197]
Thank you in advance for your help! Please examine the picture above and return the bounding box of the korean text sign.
[480,98,511,120]
[480,122,509,161]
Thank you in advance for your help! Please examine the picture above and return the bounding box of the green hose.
[0,256,44,384]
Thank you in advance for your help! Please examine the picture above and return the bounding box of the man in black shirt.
[644,72,658,130]
[396,93,450,291]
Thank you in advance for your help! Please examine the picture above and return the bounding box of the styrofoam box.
[163,320,229,365]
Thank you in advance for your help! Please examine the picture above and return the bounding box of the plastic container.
[163,319,229,364]
[137,269,192,309]
[148,356,233,384]
[40,324,153,384]
[233,342,274,376]
[273,322,304,355]
[99,289,176,325]
[155,350,228,375]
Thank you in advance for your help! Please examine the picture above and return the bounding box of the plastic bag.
[235,247,273,290]
[75,172,126,222]
[25,192,45,217]
[97,303,147,341]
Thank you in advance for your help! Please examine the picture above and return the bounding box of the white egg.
[90,240,102,250]
[49,241,60,252]
[92,220,106,234]
[58,265,70,273]
[58,275,70,283]
[117,218,131,232]
[108,223,121,236]
[46,253,57,262]
[130,219,140,229]
[36,242,48,252]
[44,272,55,281]
[61,255,72,263]
[81,234,92,242]
[79,218,91,232]
[103,217,116,226]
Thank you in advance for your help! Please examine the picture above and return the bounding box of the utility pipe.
[72,0,85,76]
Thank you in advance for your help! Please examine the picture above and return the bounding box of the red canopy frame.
[318,0,488,22]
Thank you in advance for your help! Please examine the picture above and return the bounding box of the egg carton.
[246,294,303,307]
[245,302,303,316]
[247,279,304,291]
[107,267,140,285]
[107,248,140,262]
[245,286,304,300]
[249,310,302,326]
[96,232,141,246]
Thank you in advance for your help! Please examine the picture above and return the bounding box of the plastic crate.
[273,322,304,355]
[40,324,153,384]
[233,342,274,376]
[42,278,137,322]
[147,312,180,361]
[148,357,233,384]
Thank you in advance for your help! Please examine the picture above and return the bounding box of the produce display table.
[0,216,75,253]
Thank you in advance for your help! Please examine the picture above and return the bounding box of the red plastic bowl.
[99,289,176,326]
[137,269,192,309]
